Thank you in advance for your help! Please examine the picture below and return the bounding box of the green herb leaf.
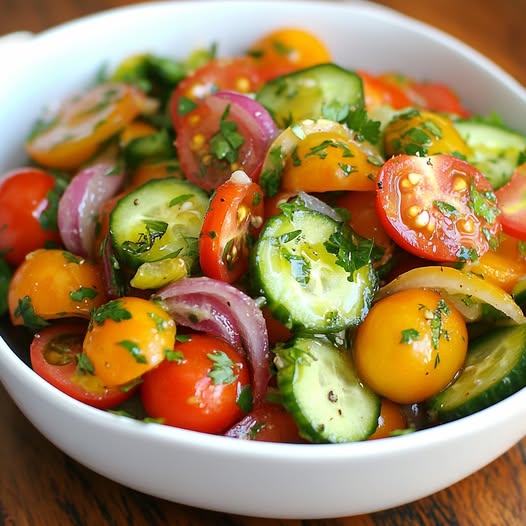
[207,350,237,385]
[118,340,148,364]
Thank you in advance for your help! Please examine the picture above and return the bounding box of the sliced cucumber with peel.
[454,119,526,189]
[110,177,209,271]
[274,335,381,443]
[429,324,526,422]
[252,204,377,333]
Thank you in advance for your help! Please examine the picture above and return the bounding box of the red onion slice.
[58,162,125,258]
[214,90,279,143]
[156,276,271,406]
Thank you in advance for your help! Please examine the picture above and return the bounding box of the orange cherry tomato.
[26,82,147,170]
[128,159,183,191]
[358,70,412,112]
[460,234,526,293]
[247,27,332,80]
[0,167,64,266]
[282,129,379,193]
[8,249,108,329]
[335,190,395,265]
[83,296,176,386]
[30,322,135,409]
[140,333,251,434]
[260,120,382,197]
[368,398,408,440]
[354,288,468,404]
[199,173,264,283]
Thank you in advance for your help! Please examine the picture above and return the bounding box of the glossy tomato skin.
[199,175,264,283]
[367,398,408,440]
[358,70,412,112]
[176,95,269,191]
[8,249,109,328]
[140,333,251,434]
[354,288,468,404]
[30,322,135,409]
[0,168,64,266]
[83,296,176,387]
[247,27,331,81]
[169,57,264,130]
[495,162,526,241]
[376,154,502,262]
[224,401,305,443]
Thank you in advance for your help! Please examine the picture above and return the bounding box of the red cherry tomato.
[140,333,251,434]
[176,94,271,191]
[411,81,471,118]
[169,57,264,130]
[0,168,64,266]
[30,322,135,409]
[199,174,264,283]
[224,402,305,443]
[358,70,412,111]
[495,162,526,240]
[375,154,502,262]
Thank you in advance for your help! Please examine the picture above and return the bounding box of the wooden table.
[1,1,525,524]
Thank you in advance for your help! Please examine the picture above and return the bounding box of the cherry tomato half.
[199,173,264,283]
[376,154,501,262]
[26,83,147,170]
[176,94,270,191]
[354,288,468,404]
[30,322,135,409]
[140,333,251,434]
[495,162,526,241]
[0,168,64,266]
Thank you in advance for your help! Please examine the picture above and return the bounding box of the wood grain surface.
[1,1,525,525]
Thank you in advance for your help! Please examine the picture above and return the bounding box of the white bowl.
[1,0,525,519]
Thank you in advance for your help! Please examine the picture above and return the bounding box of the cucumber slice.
[255,63,364,128]
[252,203,378,332]
[454,119,526,189]
[428,324,526,422]
[274,335,381,443]
[110,178,209,270]
[512,276,526,309]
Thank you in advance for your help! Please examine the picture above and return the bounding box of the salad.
[1,27,526,444]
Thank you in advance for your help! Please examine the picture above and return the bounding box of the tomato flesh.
[376,154,501,262]
[495,162,526,240]
[199,174,265,283]
[176,95,269,191]
[30,322,134,409]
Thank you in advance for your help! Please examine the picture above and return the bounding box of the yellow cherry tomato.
[8,249,108,328]
[26,83,147,170]
[459,234,526,293]
[260,119,383,196]
[368,398,408,440]
[354,288,468,404]
[248,27,331,79]
[383,109,471,158]
[83,296,176,386]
